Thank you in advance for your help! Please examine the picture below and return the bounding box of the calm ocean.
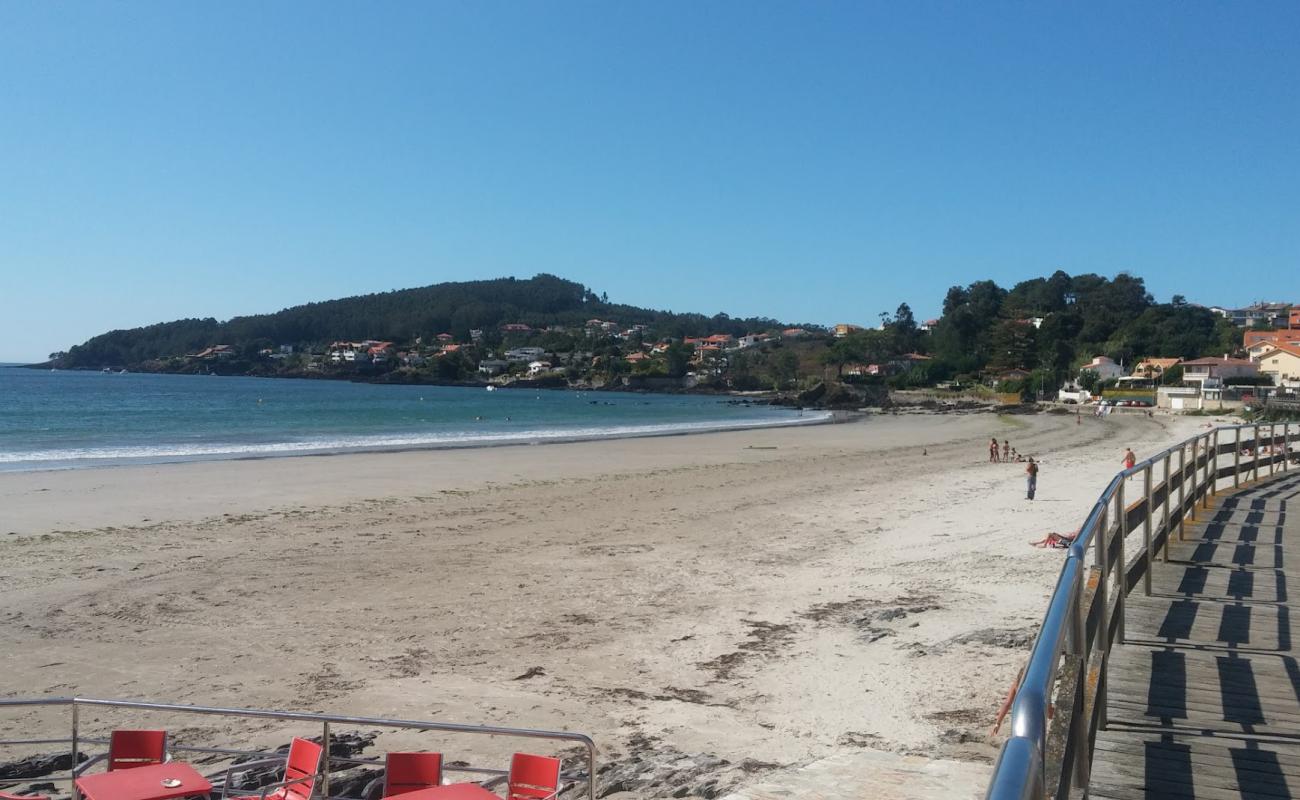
[0,367,823,472]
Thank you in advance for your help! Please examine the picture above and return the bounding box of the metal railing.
[984,421,1298,800]
[0,697,596,800]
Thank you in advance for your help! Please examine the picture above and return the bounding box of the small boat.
[486,385,497,392]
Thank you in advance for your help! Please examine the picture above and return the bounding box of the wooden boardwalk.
[1090,471,1300,799]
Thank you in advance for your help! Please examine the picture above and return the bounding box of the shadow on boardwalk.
[1090,474,1300,800]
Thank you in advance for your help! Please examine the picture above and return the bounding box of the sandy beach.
[0,410,1209,797]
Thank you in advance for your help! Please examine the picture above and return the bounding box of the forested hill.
[51,274,796,368]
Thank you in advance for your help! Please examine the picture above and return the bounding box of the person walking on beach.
[1026,458,1039,500]
[989,437,1000,463]
[1123,448,1136,470]
[1002,440,1010,462]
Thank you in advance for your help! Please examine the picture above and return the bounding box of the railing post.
[1270,423,1277,477]
[1116,483,1126,643]
[1202,434,1212,509]
[1162,453,1171,562]
[1287,422,1292,472]
[1235,428,1242,488]
[1143,464,1153,596]
[1096,503,1109,732]
[71,701,80,800]
[1178,445,1187,541]
[322,721,331,800]
[1206,429,1216,496]
[1067,561,1090,790]
[1189,438,1199,520]
[1253,423,1261,483]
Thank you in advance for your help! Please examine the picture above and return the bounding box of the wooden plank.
[1086,470,1300,800]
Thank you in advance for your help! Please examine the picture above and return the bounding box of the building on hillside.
[1212,302,1293,328]
[477,359,508,376]
[833,323,864,338]
[500,323,533,334]
[737,334,767,349]
[436,333,454,343]
[194,345,236,360]
[469,329,484,343]
[526,360,553,377]
[1291,308,1300,328]
[1244,329,1300,360]
[919,319,940,332]
[625,351,650,364]
[1254,343,1300,389]
[1131,358,1181,379]
[505,347,546,362]
[782,328,810,339]
[1180,357,1258,389]
[1080,356,1125,381]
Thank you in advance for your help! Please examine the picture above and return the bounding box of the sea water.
[0,367,825,471]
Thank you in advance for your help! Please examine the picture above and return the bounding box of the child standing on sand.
[1026,458,1039,500]
[989,438,1000,463]
[1003,440,1010,461]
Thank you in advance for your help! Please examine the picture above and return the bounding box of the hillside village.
[132,301,1300,412]
[41,273,1300,411]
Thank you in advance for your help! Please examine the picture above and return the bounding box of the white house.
[527,360,553,378]
[1080,356,1125,381]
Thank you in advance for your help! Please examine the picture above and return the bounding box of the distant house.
[919,319,940,332]
[737,334,767,349]
[1080,356,1125,381]
[625,352,650,363]
[527,360,553,377]
[994,368,1032,382]
[194,344,236,360]
[834,324,864,338]
[1244,329,1300,360]
[505,346,546,362]
[469,329,485,343]
[367,342,395,364]
[1132,358,1181,379]
[1254,343,1300,388]
[782,328,809,339]
[436,333,454,343]
[703,333,735,348]
[477,359,509,376]
[500,323,533,334]
[1214,302,1292,328]
[1181,357,1258,387]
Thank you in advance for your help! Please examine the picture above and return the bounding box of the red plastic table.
[75,763,212,800]
[388,785,500,800]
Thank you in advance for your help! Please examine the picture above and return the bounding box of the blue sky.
[2,2,1297,362]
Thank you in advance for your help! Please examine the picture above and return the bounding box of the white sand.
[0,410,1205,795]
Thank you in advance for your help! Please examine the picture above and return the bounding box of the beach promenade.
[986,423,1300,800]
[1090,470,1300,799]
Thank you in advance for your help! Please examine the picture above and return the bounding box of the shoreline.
[0,409,843,475]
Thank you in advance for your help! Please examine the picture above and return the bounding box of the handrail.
[986,420,1296,799]
[0,697,597,800]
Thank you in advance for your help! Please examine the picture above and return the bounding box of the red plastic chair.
[382,753,443,797]
[108,730,168,771]
[221,737,323,800]
[270,738,324,800]
[507,754,561,800]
